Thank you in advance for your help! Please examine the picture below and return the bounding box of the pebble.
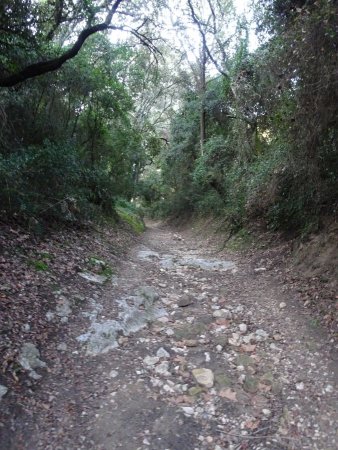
[296,382,305,391]
[109,370,118,378]
[143,356,160,367]
[216,345,223,352]
[255,329,269,340]
[0,385,8,400]
[182,406,194,415]
[213,309,232,319]
[192,368,214,388]
[56,343,67,351]
[239,323,247,333]
[156,347,170,358]
[165,328,174,336]
[155,361,170,376]
[279,302,287,309]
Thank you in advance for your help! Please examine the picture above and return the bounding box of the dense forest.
[0,0,337,234]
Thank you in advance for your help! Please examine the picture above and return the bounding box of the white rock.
[109,370,118,378]
[156,347,170,359]
[255,329,269,340]
[56,343,67,351]
[254,267,266,272]
[279,302,287,309]
[181,406,194,415]
[296,382,305,391]
[216,345,223,352]
[242,333,255,344]
[79,272,107,284]
[205,352,211,362]
[0,385,8,400]
[165,328,174,336]
[262,408,271,416]
[143,356,160,367]
[229,333,242,346]
[192,368,214,388]
[18,343,46,380]
[155,361,170,376]
[212,309,232,319]
[239,323,247,333]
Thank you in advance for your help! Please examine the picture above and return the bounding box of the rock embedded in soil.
[178,295,194,307]
[79,272,108,284]
[156,347,170,358]
[0,385,8,400]
[18,343,46,380]
[192,368,214,388]
[143,356,160,367]
[212,309,232,319]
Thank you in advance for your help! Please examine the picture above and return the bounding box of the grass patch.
[28,259,49,271]
[226,228,254,251]
[116,206,145,233]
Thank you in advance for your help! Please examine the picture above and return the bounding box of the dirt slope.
[1,222,337,450]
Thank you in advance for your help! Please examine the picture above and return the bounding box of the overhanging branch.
[0,0,124,88]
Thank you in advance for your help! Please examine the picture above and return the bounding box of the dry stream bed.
[0,223,337,450]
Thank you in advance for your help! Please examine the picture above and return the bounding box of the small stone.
[262,408,271,416]
[0,385,8,400]
[79,272,107,284]
[273,333,282,341]
[189,386,203,396]
[18,343,46,380]
[165,328,174,336]
[22,324,31,332]
[155,361,170,376]
[181,406,194,415]
[243,376,258,393]
[178,295,194,307]
[239,323,247,333]
[192,368,214,388]
[213,309,232,319]
[56,343,67,351]
[216,345,223,352]
[156,347,170,358]
[296,382,304,391]
[255,329,268,340]
[279,302,287,309]
[206,436,213,443]
[254,267,266,272]
[109,370,118,378]
[143,356,160,367]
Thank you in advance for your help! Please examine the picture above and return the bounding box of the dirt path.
[3,223,338,450]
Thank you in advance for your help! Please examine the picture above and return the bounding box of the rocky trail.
[1,222,337,450]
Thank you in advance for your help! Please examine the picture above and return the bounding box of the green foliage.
[141,0,338,235]
[0,140,118,223]
[28,259,49,272]
[115,199,145,233]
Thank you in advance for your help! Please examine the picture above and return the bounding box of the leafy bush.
[0,140,117,224]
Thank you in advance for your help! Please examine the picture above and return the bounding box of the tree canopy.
[0,0,337,233]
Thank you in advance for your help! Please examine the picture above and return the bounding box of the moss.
[226,228,253,251]
[116,206,145,233]
[28,259,49,271]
